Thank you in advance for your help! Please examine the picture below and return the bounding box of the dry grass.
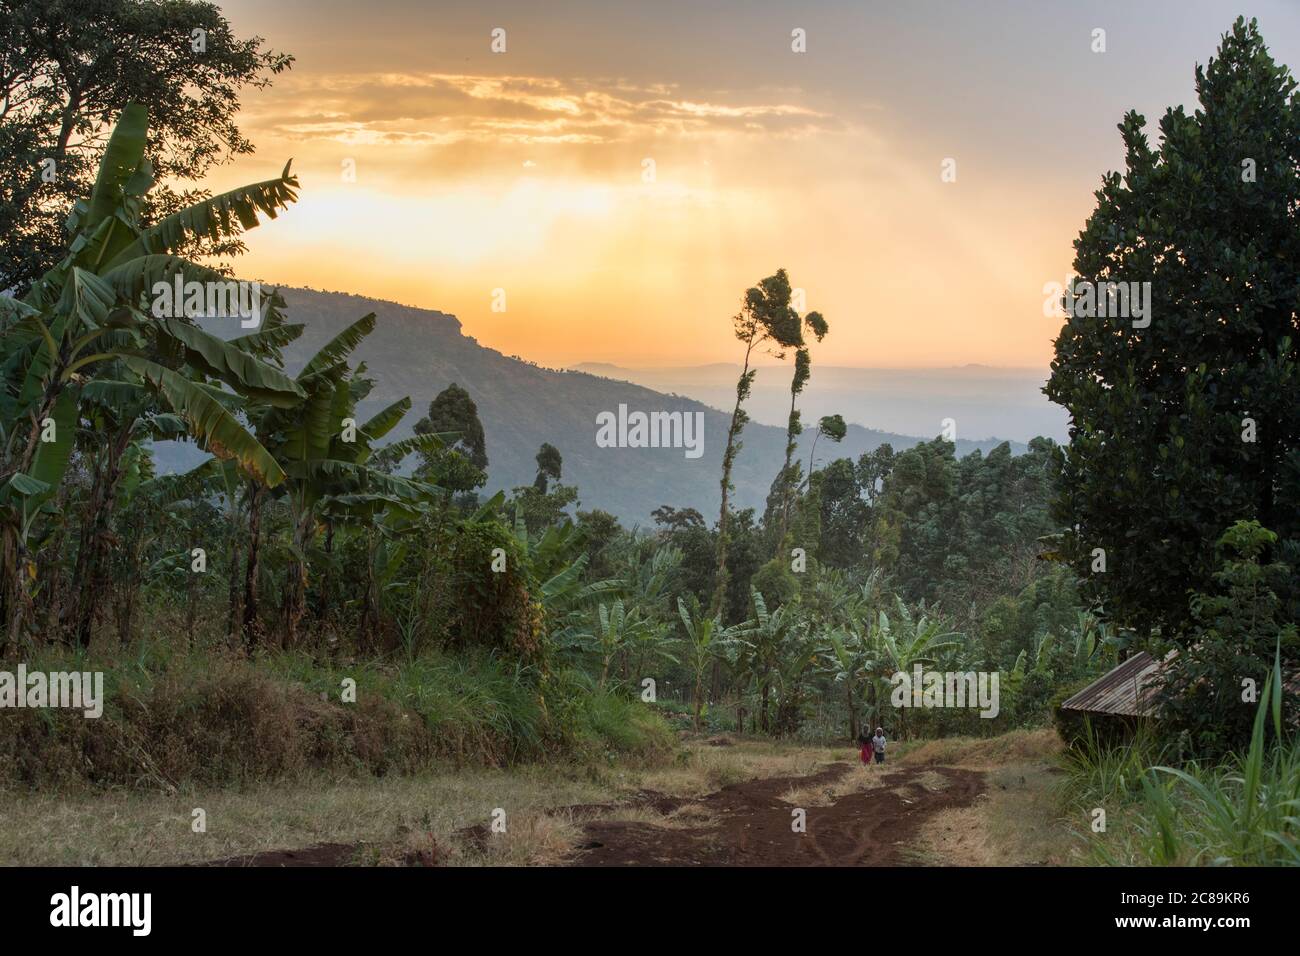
[781,762,894,806]
[1,728,1079,867]
[912,804,996,865]
[458,811,587,866]
[908,729,1077,866]
[0,765,613,866]
[615,737,847,799]
[979,763,1081,865]
[899,728,1063,770]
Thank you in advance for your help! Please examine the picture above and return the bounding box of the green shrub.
[1050,676,1098,747]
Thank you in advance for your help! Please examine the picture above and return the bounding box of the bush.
[1155,521,1300,758]
[444,520,544,660]
[1050,676,1098,747]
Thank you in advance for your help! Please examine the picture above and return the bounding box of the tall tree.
[771,305,828,556]
[1045,17,1300,639]
[805,413,846,481]
[533,442,562,494]
[711,270,802,616]
[412,382,487,495]
[511,443,577,534]
[0,0,292,292]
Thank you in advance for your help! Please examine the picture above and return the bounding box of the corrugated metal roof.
[1062,650,1300,718]
[1061,651,1170,717]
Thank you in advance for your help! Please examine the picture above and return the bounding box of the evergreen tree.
[1046,18,1300,639]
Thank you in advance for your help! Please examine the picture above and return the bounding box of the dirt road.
[203,760,986,867]
[569,762,985,866]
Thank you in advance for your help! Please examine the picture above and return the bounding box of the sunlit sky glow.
[210,0,1300,369]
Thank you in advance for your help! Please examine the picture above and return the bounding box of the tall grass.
[1060,721,1168,807]
[1065,655,1300,865]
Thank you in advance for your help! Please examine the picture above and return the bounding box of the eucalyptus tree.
[772,309,828,556]
[805,414,846,481]
[712,271,803,618]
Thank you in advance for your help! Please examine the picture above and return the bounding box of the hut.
[1057,649,1300,743]
[1060,651,1170,719]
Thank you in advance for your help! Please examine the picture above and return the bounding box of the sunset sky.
[211,0,1300,370]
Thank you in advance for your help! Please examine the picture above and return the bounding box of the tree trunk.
[40,493,70,640]
[185,556,200,637]
[68,425,132,648]
[226,533,242,644]
[693,671,704,730]
[710,340,756,617]
[3,530,32,653]
[5,389,63,648]
[242,484,264,650]
[281,508,312,649]
[357,530,380,652]
[774,379,800,555]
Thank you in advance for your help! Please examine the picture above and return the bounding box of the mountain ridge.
[173,286,1033,525]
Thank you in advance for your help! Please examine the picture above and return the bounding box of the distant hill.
[162,287,1032,525]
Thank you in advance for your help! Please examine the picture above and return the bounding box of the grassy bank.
[0,637,674,792]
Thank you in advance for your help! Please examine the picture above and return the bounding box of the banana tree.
[875,597,962,738]
[320,495,425,651]
[730,588,810,734]
[63,382,192,644]
[823,626,871,742]
[677,595,753,730]
[576,599,644,689]
[109,454,215,642]
[234,314,446,646]
[0,104,303,645]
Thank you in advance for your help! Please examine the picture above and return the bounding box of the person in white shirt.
[870,727,887,764]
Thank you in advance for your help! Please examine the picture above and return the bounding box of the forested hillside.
[168,287,1026,524]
